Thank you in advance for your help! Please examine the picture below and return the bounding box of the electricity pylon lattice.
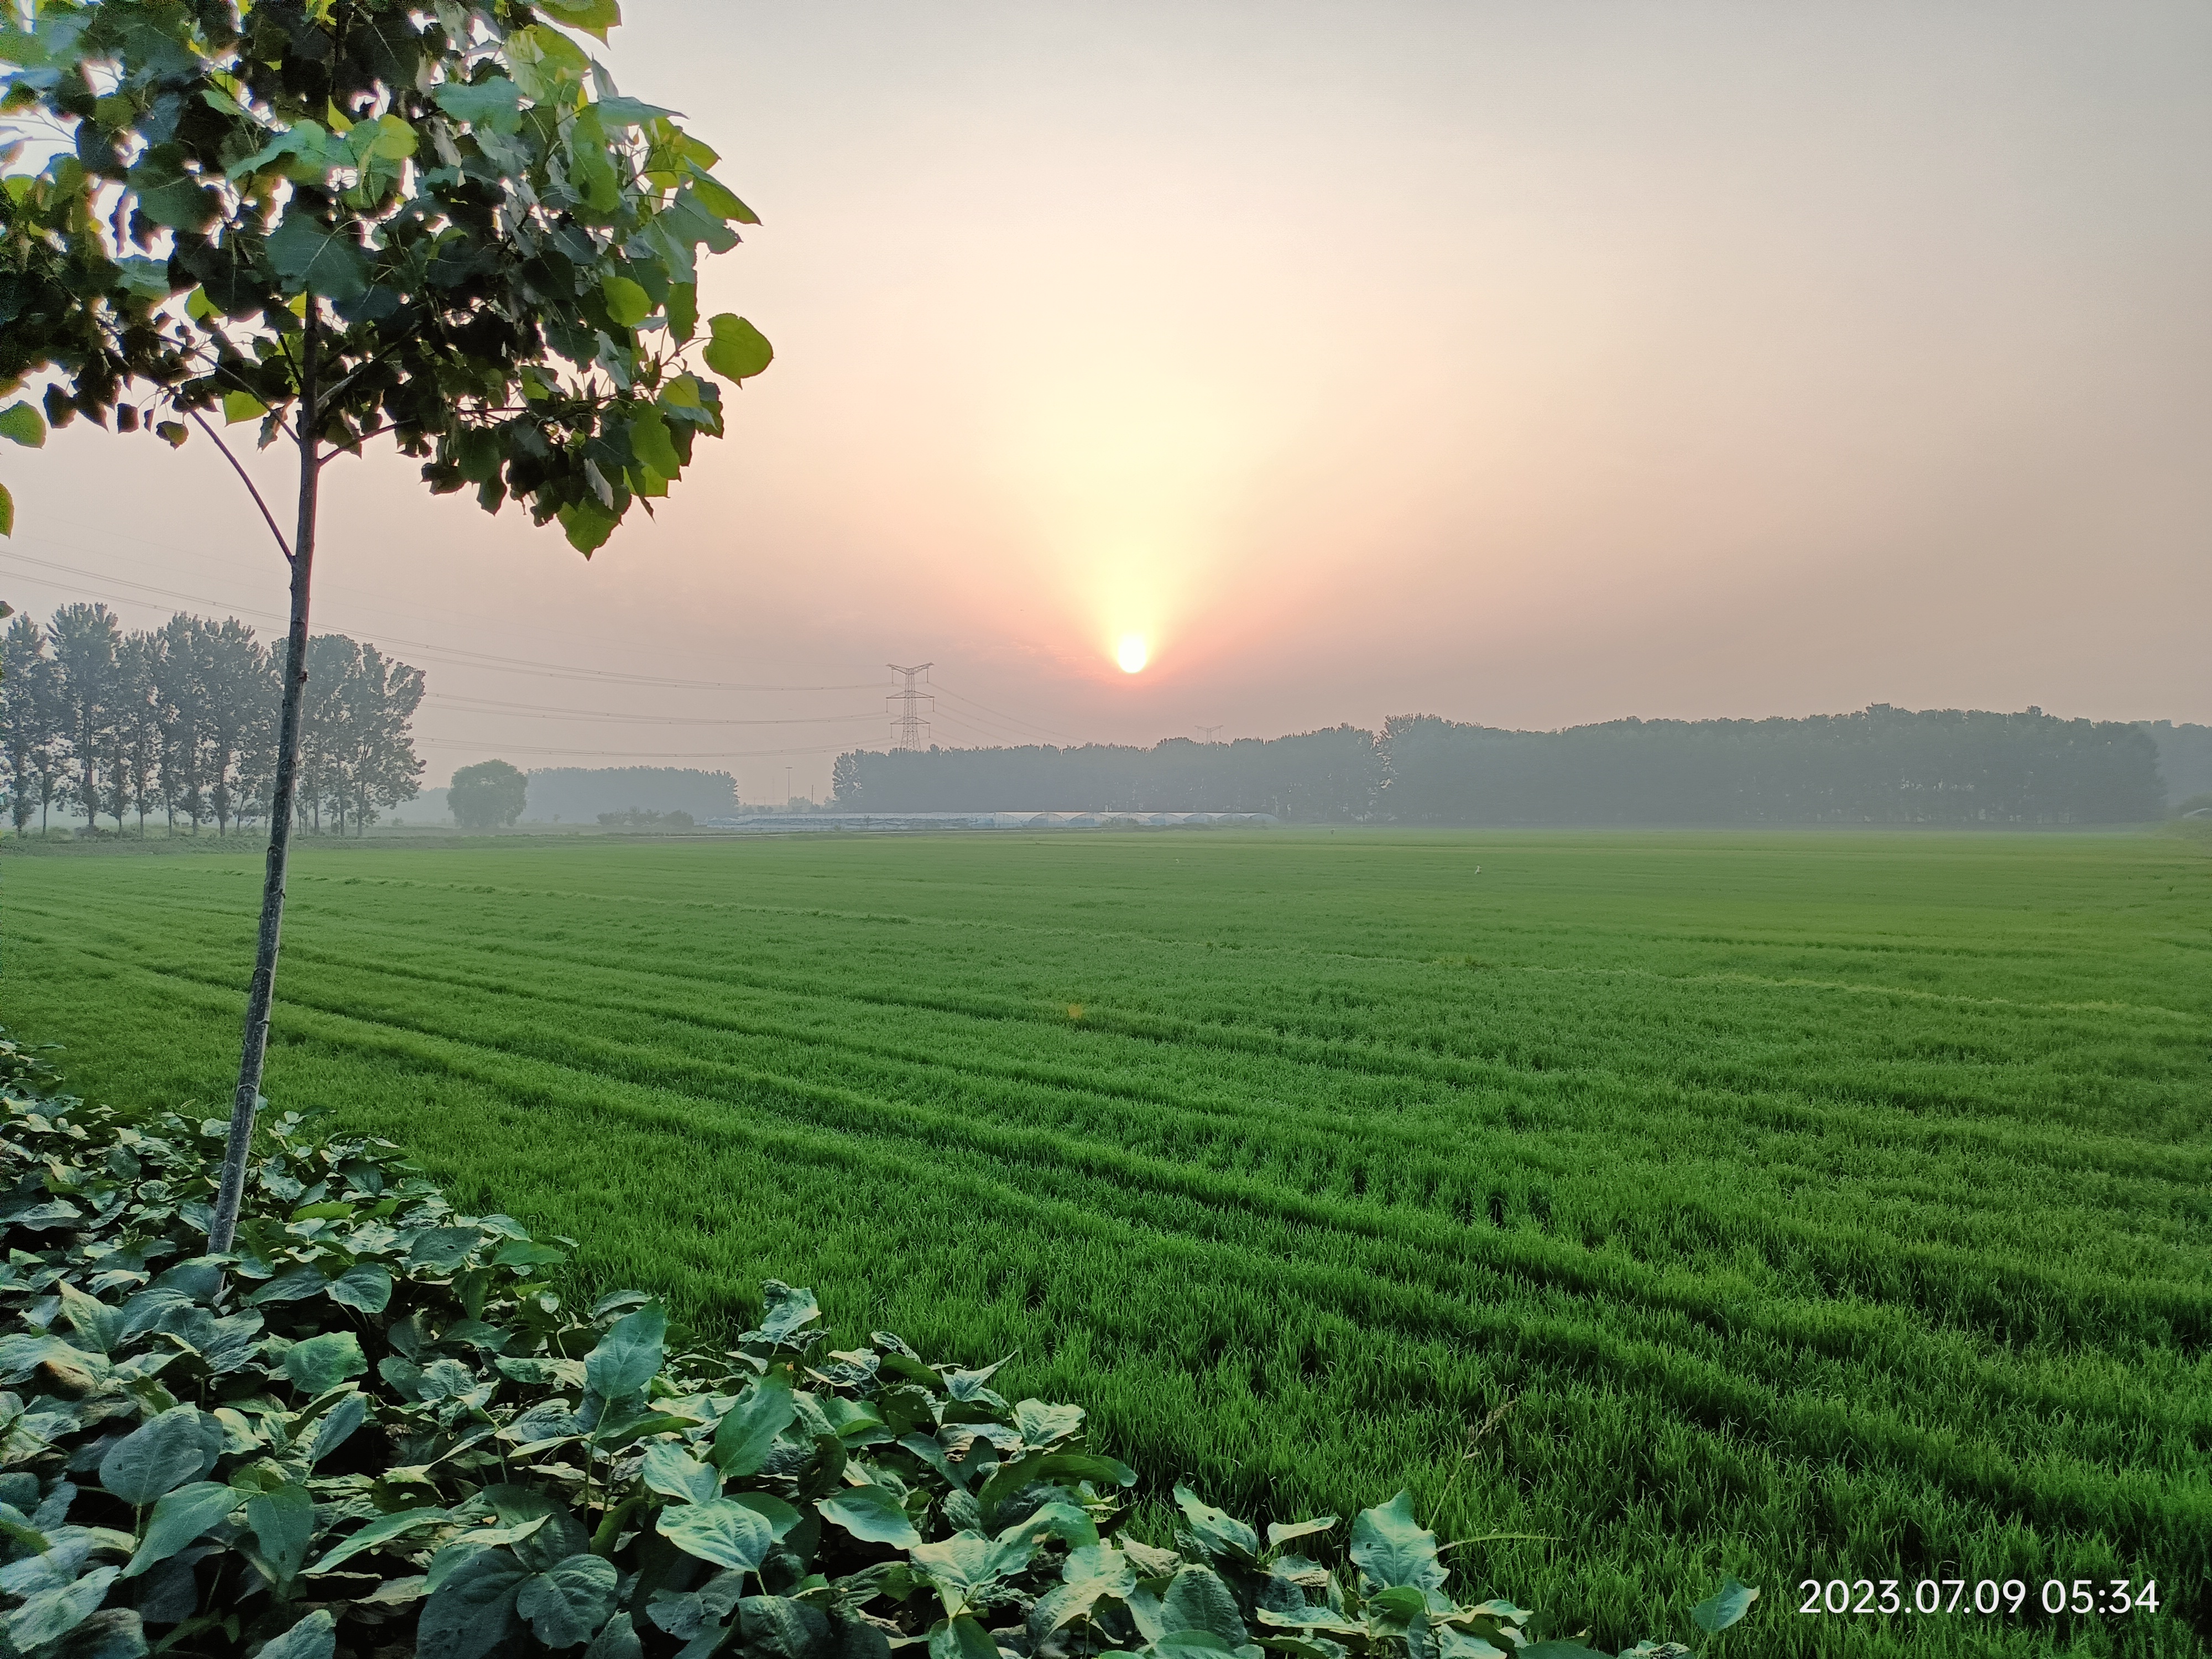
[888,662,935,751]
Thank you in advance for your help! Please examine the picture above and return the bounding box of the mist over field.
[2,4,2208,1658]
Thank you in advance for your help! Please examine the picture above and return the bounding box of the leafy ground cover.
[9,1037,1719,1658]
[4,828,2207,1656]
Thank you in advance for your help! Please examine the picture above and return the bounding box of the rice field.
[4,827,2208,1656]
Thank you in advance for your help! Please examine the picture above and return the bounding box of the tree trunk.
[210,309,321,1253]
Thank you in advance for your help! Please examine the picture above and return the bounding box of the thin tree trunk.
[210,309,321,1253]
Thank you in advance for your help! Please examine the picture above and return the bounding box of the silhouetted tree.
[451,759,527,828]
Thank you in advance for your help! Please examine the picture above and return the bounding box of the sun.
[1115,634,1149,674]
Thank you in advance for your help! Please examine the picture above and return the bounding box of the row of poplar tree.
[1,603,426,837]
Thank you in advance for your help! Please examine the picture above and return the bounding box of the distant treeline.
[523,766,738,823]
[832,706,2173,824]
[2,604,424,836]
[2140,721,2212,805]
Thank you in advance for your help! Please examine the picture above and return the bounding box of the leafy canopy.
[448,753,524,826]
[0,0,772,551]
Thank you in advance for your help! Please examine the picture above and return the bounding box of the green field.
[5,828,2208,1655]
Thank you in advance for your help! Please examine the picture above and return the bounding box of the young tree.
[150,611,210,831]
[44,600,122,832]
[1,0,770,1246]
[0,607,54,832]
[298,630,358,833]
[450,756,525,827]
[348,639,425,831]
[109,625,158,831]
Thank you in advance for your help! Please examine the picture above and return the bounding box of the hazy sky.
[6,0,2207,799]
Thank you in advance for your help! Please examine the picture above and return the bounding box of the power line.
[0,546,880,693]
[419,735,853,759]
[436,695,883,727]
[928,677,1082,744]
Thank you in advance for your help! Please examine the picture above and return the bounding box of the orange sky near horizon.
[3,0,2206,799]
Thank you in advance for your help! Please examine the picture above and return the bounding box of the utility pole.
[888,662,935,751]
[1197,724,1223,742]
[785,765,794,807]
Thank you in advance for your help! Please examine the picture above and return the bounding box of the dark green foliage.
[450,758,525,830]
[0,0,769,552]
[596,808,692,830]
[0,1044,1736,1658]
[1380,708,2166,824]
[830,707,2168,823]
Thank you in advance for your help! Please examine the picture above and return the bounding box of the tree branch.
[188,411,295,562]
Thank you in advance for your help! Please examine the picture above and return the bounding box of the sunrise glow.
[1116,634,1149,674]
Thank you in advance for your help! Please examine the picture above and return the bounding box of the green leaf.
[327,1262,394,1313]
[418,1547,529,1659]
[1366,1585,1428,1628]
[928,1615,999,1659]
[711,1374,796,1475]
[536,0,623,43]
[0,403,46,448]
[557,497,618,555]
[1691,1578,1759,1634]
[492,1239,567,1270]
[247,1480,316,1586]
[123,1481,239,1578]
[584,1612,644,1659]
[126,144,218,231]
[602,274,652,328]
[1029,1542,1137,1636]
[658,1498,773,1572]
[742,1597,831,1659]
[818,1484,921,1548]
[98,1406,207,1506]
[434,77,525,133]
[732,1492,804,1539]
[408,1227,483,1272]
[0,483,12,538]
[40,1607,145,1659]
[517,1553,619,1647]
[309,1506,452,1575]
[1266,1517,1337,1551]
[666,283,698,344]
[594,95,679,128]
[6,1567,120,1649]
[1174,1485,1260,1564]
[267,208,371,301]
[1349,1493,1446,1594]
[371,114,418,160]
[640,1442,720,1505]
[628,408,682,479]
[222,390,268,425]
[307,1391,368,1464]
[683,165,760,225]
[1161,1566,1246,1644]
[284,1331,367,1394]
[1149,1635,1238,1659]
[1013,1400,1085,1446]
[258,1610,338,1659]
[1514,1645,1613,1659]
[583,1303,664,1400]
[702,314,773,383]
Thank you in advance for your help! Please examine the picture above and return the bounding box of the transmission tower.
[888,662,935,751]
[1197,724,1223,742]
